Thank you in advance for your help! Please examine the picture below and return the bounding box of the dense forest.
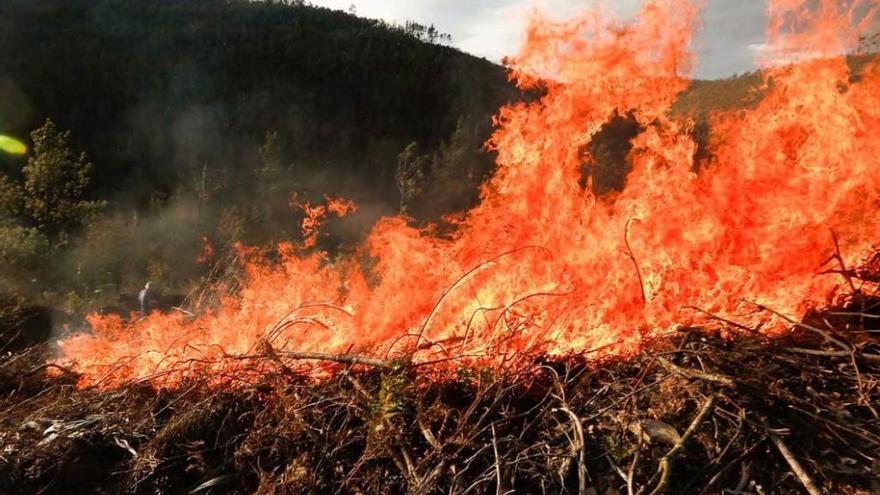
[0,0,515,324]
[0,0,512,203]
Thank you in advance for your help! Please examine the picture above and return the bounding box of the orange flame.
[58,0,880,388]
[195,236,215,265]
[760,0,878,65]
[291,193,358,248]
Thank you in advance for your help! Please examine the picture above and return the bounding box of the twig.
[414,460,446,495]
[417,245,550,349]
[399,444,417,482]
[763,424,823,495]
[606,453,629,485]
[784,346,880,361]
[491,423,503,495]
[699,440,765,495]
[584,372,675,421]
[829,311,880,319]
[418,417,441,451]
[627,443,642,495]
[828,229,858,295]
[343,372,372,401]
[656,356,734,385]
[257,340,296,376]
[685,306,759,334]
[553,406,588,495]
[745,301,851,351]
[170,306,196,318]
[624,218,647,306]
[638,394,718,495]
[239,350,393,369]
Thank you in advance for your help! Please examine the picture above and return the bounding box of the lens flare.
[0,135,27,155]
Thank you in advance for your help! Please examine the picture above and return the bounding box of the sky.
[309,1,769,79]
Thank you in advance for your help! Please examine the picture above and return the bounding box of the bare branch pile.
[2,291,879,495]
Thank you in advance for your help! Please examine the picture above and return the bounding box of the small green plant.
[375,362,412,423]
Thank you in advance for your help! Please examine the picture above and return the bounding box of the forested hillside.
[0,0,514,318]
[0,0,514,206]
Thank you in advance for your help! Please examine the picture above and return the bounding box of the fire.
[195,236,215,265]
[291,193,358,248]
[58,0,880,388]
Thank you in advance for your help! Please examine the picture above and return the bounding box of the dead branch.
[763,424,823,495]
[553,405,588,495]
[639,394,718,495]
[235,350,393,369]
[4,304,878,494]
[23,363,78,377]
[829,229,858,295]
[656,356,734,385]
[624,218,647,306]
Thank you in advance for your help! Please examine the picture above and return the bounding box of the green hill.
[0,0,513,216]
[0,0,518,314]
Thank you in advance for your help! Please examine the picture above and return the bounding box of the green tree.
[395,141,430,215]
[0,222,48,274]
[0,175,23,217]
[1,146,40,286]
[254,130,298,238]
[18,119,105,245]
[396,118,493,220]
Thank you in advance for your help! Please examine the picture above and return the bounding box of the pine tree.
[20,119,105,245]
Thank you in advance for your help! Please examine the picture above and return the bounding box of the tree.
[0,222,48,271]
[0,178,47,289]
[254,130,299,239]
[395,141,429,214]
[401,21,452,44]
[0,175,23,218]
[18,119,105,245]
[396,118,493,220]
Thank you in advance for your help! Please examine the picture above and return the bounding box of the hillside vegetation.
[0,0,511,205]
[0,0,514,319]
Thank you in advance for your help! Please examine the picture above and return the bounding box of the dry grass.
[2,300,879,494]
[2,247,879,494]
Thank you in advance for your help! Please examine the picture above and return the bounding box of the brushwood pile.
[2,275,879,494]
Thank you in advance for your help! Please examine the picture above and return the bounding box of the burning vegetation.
[53,0,880,388]
[2,0,880,493]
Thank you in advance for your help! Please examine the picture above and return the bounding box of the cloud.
[748,42,827,68]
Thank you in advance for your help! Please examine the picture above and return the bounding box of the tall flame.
[58,0,880,388]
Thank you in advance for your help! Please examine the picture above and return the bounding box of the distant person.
[138,282,152,316]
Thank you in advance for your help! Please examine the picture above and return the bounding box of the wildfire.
[58,0,880,388]
[291,193,358,248]
[195,236,215,265]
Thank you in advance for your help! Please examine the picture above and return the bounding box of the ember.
[57,0,880,389]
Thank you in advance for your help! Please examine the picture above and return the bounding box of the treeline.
[0,0,514,320]
[0,0,512,203]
